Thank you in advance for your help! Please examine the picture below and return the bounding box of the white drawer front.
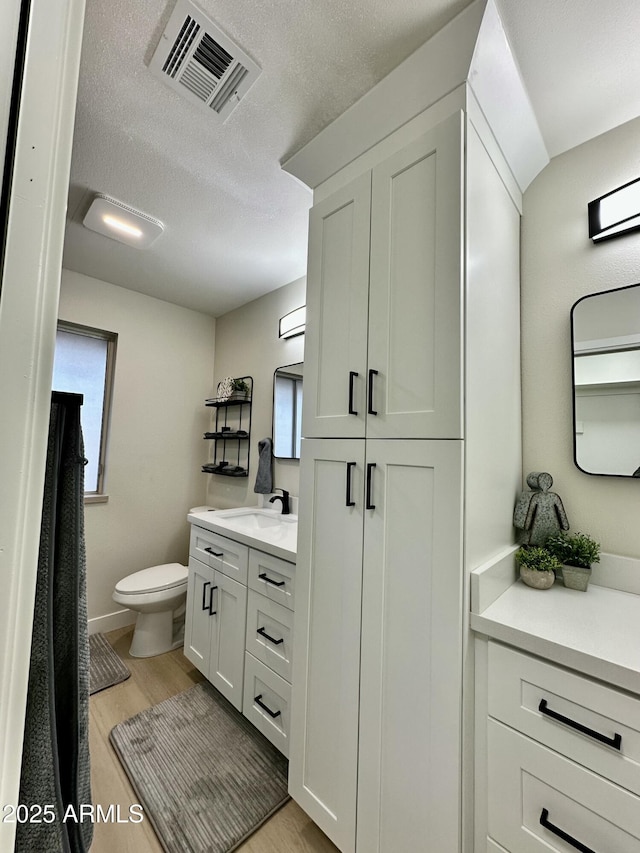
[189,525,248,584]
[488,641,640,796]
[248,550,295,611]
[488,719,640,853]
[245,590,293,682]
[243,653,291,757]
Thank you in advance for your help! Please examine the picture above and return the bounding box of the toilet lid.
[115,563,188,595]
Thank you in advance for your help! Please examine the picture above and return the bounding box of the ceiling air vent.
[149,0,261,122]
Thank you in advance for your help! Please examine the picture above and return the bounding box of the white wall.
[206,276,305,509]
[58,269,216,626]
[522,115,640,559]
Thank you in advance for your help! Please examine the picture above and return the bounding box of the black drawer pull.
[257,626,284,645]
[540,808,596,853]
[204,547,223,557]
[348,371,358,415]
[346,461,356,507]
[539,699,622,750]
[366,462,376,510]
[254,694,281,718]
[208,585,218,615]
[367,369,378,415]
[201,581,211,611]
[258,572,285,587]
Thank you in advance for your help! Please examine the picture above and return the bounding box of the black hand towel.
[254,437,273,494]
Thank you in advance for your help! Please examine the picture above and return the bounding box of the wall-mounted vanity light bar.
[588,176,640,242]
[279,306,306,339]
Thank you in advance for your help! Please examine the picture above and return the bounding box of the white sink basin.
[216,508,296,531]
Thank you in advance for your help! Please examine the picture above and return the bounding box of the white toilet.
[112,563,188,658]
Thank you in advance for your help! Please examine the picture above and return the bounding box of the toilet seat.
[114,563,187,596]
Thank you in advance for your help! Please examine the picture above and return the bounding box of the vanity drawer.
[488,719,640,852]
[245,590,293,682]
[189,525,248,584]
[243,653,291,757]
[248,550,295,611]
[488,641,640,795]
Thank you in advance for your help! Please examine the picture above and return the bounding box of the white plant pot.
[519,565,555,590]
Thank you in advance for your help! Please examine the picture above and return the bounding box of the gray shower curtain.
[15,392,93,853]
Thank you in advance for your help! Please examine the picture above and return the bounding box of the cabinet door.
[184,556,214,674]
[209,570,247,711]
[367,112,463,440]
[289,438,365,853]
[357,439,463,853]
[302,173,371,439]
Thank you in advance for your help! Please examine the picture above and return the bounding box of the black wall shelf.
[202,376,253,477]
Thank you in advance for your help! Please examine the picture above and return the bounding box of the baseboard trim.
[88,609,136,635]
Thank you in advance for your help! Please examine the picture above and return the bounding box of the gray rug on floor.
[89,632,130,695]
[109,682,289,853]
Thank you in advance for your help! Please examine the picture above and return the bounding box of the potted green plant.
[515,546,562,590]
[231,378,250,400]
[545,531,600,591]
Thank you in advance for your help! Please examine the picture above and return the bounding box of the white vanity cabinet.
[483,641,640,852]
[302,113,462,443]
[185,517,297,755]
[243,550,296,757]
[184,525,248,711]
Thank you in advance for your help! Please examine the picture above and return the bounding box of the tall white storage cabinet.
[291,111,465,853]
[286,2,547,851]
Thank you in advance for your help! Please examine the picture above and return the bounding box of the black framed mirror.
[273,363,303,460]
[571,282,640,477]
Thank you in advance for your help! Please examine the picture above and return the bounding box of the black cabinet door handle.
[257,626,284,645]
[367,369,378,415]
[366,462,376,510]
[201,581,211,611]
[348,371,358,415]
[258,572,285,588]
[205,547,223,557]
[540,808,596,853]
[539,699,622,750]
[346,461,356,507]
[254,694,281,718]
[208,585,218,615]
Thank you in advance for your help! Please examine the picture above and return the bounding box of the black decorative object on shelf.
[202,376,253,477]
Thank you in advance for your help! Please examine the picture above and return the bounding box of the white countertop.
[187,508,297,562]
[471,579,640,695]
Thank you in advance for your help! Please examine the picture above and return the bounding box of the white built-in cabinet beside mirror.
[472,571,640,853]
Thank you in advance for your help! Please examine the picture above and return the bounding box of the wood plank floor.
[89,626,338,853]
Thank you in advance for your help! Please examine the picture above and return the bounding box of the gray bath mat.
[109,682,289,853]
[89,632,130,695]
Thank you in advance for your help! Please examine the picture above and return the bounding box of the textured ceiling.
[62,0,640,317]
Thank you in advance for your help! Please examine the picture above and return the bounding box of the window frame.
[55,320,117,502]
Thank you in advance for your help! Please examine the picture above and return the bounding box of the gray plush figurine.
[513,471,570,546]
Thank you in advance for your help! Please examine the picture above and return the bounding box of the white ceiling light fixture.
[149,0,262,123]
[83,195,164,248]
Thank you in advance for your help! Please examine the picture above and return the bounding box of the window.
[52,321,117,501]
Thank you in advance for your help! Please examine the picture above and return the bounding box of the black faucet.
[269,488,290,515]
